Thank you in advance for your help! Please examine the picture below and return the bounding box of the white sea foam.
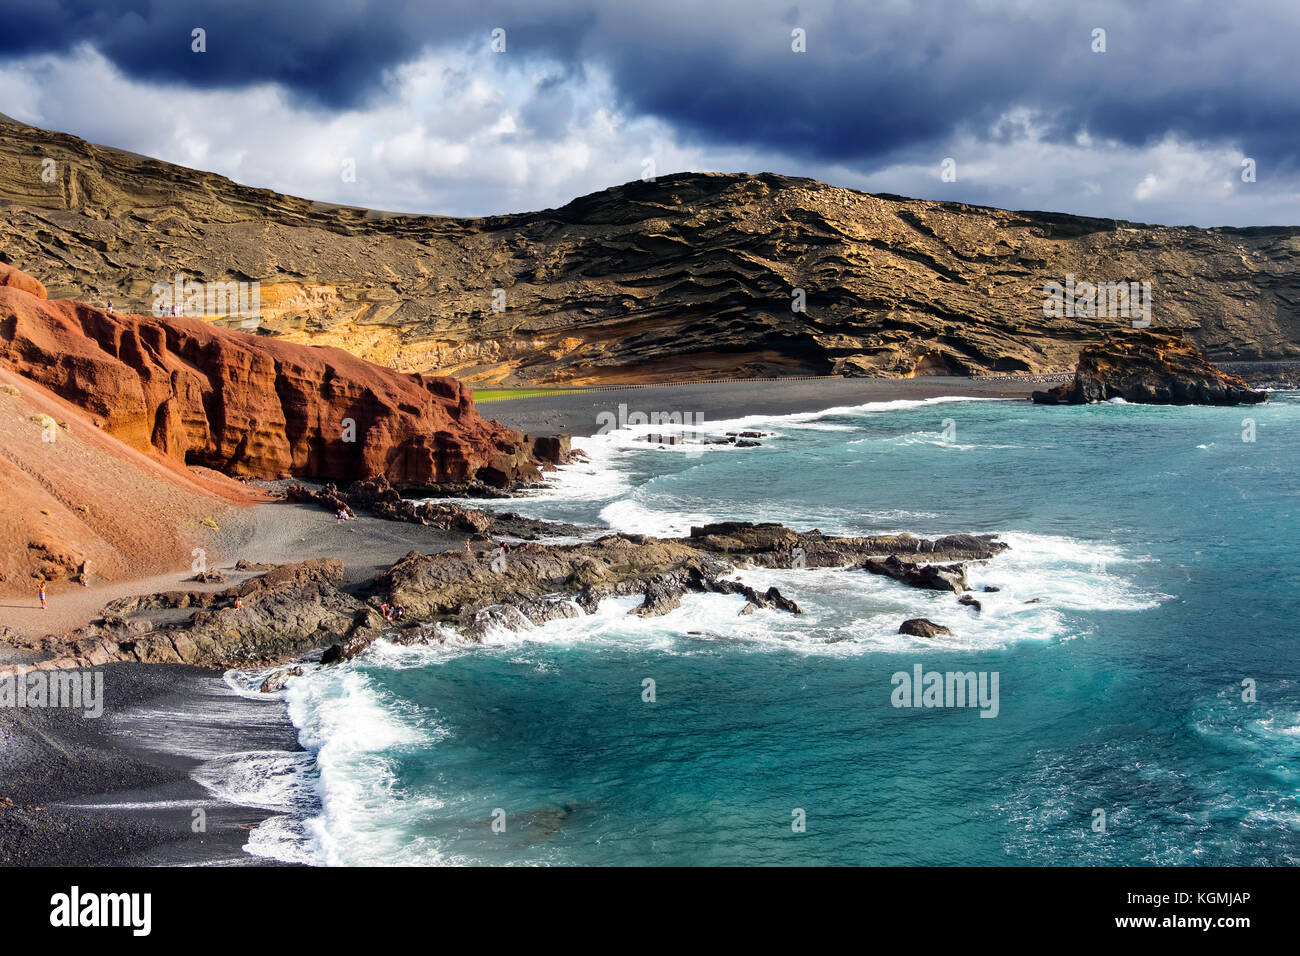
[192,751,319,812]
[508,396,1003,509]
[252,538,1166,863]
[257,667,448,866]
[253,393,1176,865]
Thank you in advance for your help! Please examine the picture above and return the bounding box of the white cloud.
[2,47,1298,226]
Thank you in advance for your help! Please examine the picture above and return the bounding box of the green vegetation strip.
[472,388,587,403]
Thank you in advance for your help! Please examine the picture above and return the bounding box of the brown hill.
[1,114,1298,384]
[0,359,259,596]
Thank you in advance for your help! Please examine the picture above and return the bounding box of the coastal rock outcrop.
[0,267,561,487]
[28,559,371,668]
[1032,330,1268,406]
[24,523,1007,670]
[860,554,969,592]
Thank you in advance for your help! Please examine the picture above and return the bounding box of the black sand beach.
[478,375,1056,436]
[0,664,301,866]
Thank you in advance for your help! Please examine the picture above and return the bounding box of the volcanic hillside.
[1,114,1298,384]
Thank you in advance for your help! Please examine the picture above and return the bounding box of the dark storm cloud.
[3,0,1299,167]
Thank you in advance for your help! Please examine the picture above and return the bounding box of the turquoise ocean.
[222,392,1300,865]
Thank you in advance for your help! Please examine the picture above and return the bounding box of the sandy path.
[2,500,471,646]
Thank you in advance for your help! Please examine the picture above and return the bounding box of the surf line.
[890,664,999,718]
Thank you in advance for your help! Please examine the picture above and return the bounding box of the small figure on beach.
[394,605,405,620]
[336,508,347,523]
[234,596,244,610]
[38,582,46,610]
[106,300,114,313]
[465,539,471,552]
[380,602,391,621]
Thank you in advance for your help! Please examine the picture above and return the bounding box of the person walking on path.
[37,582,46,610]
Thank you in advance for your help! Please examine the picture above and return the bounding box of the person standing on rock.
[38,582,46,610]
[465,539,472,553]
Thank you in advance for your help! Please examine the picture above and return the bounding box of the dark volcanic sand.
[0,663,303,866]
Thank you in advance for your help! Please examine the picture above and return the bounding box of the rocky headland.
[1032,329,1269,405]
[0,261,571,597]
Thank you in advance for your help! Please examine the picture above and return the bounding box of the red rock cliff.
[0,264,547,486]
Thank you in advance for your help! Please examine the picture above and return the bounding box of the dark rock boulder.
[259,666,303,693]
[1033,330,1268,406]
[321,625,386,665]
[899,619,952,638]
[630,576,686,617]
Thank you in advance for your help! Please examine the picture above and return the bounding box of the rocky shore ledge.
[9,523,1007,677]
[282,475,590,539]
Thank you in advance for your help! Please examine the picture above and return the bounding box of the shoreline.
[477,374,1051,437]
[1,375,1290,867]
[0,663,303,866]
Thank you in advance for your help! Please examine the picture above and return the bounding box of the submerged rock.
[259,666,303,693]
[860,554,969,592]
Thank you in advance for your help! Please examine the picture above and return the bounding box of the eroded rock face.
[0,269,556,487]
[0,262,46,299]
[1032,330,1268,406]
[3,115,1298,384]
